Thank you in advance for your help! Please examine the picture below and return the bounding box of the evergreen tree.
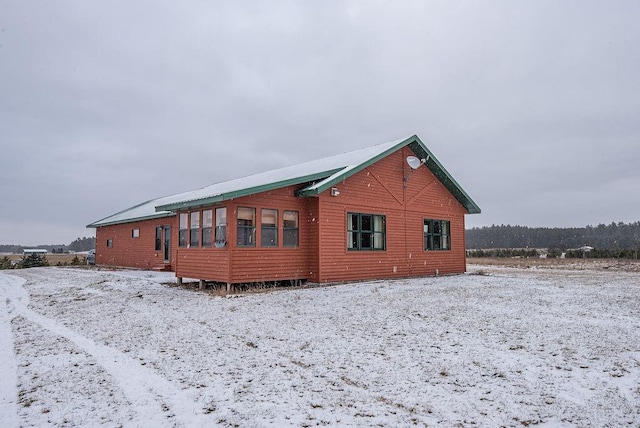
[0,256,11,270]
[19,253,49,268]
[467,221,640,254]
[68,237,96,252]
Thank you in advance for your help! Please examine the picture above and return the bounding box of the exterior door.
[163,226,171,263]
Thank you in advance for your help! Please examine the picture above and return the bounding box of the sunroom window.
[202,209,212,247]
[237,207,256,247]
[179,213,188,247]
[215,207,227,247]
[190,211,200,247]
[261,209,278,247]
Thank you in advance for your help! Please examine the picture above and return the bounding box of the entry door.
[163,226,171,263]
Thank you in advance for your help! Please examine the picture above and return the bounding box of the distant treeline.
[467,248,639,259]
[466,222,640,250]
[0,236,95,253]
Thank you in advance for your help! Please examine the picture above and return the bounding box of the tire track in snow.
[2,271,209,427]
[0,273,21,428]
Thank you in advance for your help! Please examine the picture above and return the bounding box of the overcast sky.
[2,1,639,245]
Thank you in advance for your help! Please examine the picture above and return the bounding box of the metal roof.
[87,135,480,228]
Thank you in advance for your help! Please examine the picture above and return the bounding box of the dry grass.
[3,253,87,266]
[468,256,640,272]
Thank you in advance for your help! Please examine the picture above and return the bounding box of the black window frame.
[424,219,451,251]
[347,212,386,251]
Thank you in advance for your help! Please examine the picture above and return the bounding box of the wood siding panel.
[95,217,177,270]
[175,249,230,282]
[173,185,318,284]
[316,148,468,283]
[227,187,314,283]
[96,146,473,285]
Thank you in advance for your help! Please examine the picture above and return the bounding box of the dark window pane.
[155,227,162,251]
[163,226,171,261]
[361,232,372,249]
[283,229,298,247]
[202,227,212,247]
[237,226,255,246]
[261,228,278,247]
[361,215,372,232]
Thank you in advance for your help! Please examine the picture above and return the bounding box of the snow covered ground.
[1,265,639,427]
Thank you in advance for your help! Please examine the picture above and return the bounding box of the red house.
[87,135,480,286]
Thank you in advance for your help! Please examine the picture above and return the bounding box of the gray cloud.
[1,1,639,244]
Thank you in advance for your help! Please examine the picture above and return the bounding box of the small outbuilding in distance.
[87,135,480,287]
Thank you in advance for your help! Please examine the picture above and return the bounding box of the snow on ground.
[1,266,639,427]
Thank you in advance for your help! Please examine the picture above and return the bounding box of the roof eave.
[407,139,481,214]
[155,169,343,212]
[86,211,175,228]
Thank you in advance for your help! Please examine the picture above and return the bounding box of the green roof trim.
[407,138,481,214]
[86,197,175,228]
[154,169,343,212]
[297,135,481,214]
[295,137,412,197]
[86,212,174,228]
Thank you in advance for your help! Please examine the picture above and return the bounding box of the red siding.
[315,147,468,283]
[95,217,177,270]
[175,248,230,283]
[174,186,316,284]
[94,146,472,284]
